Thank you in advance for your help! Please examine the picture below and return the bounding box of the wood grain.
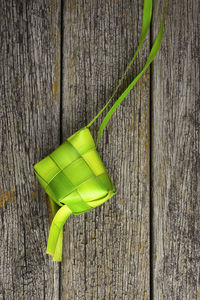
[61,1,150,299]
[1,0,199,299]
[152,0,200,299]
[0,0,61,299]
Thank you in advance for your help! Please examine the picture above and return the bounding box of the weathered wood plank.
[152,0,200,299]
[61,1,150,299]
[0,0,61,299]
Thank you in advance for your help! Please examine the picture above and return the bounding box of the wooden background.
[0,0,199,299]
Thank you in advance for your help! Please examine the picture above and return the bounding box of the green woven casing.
[34,126,116,215]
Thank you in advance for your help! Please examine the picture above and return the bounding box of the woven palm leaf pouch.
[34,0,166,261]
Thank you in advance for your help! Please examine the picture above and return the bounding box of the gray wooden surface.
[61,1,150,299]
[0,0,61,299]
[0,0,199,300]
[152,1,200,299]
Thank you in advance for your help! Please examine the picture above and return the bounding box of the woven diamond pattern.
[34,126,116,215]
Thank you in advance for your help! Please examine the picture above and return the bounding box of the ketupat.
[34,126,116,260]
[34,0,166,261]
